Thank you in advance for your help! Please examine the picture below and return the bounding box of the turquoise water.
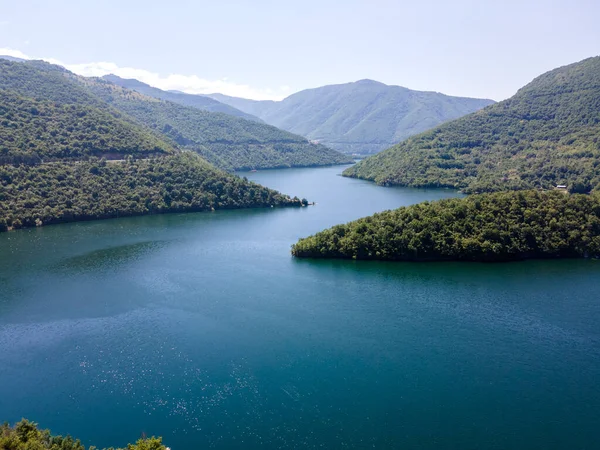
[1,165,600,449]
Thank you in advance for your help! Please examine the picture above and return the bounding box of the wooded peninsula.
[292,190,600,262]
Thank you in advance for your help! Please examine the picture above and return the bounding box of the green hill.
[207,80,494,155]
[0,89,174,164]
[0,60,351,170]
[79,76,352,170]
[292,190,600,262]
[1,153,305,231]
[102,74,263,122]
[0,59,176,162]
[344,57,600,193]
[0,60,307,232]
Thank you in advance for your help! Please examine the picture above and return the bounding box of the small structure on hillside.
[555,184,567,190]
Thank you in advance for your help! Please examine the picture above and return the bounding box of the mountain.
[102,74,263,122]
[0,59,307,231]
[0,60,175,164]
[206,80,494,155]
[292,190,600,262]
[344,56,600,193]
[0,89,175,165]
[80,76,352,170]
[0,59,350,170]
[0,55,26,62]
[206,93,276,118]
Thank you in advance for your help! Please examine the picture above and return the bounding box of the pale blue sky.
[1,0,598,100]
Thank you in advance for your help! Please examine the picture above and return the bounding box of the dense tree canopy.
[0,153,305,232]
[344,57,600,193]
[0,89,174,164]
[292,190,600,262]
[0,419,166,450]
[0,60,104,107]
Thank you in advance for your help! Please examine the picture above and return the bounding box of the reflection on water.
[50,241,167,274]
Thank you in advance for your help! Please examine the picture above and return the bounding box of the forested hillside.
[0,419,166,449]
[0,153,305,231]
[80,76,352,170]
[103,74,262,122]
[292,190,600,262]
[207,80,494,155]
[0,60,351,170]
[0,59,106,106]
[0,89,174,164]
[344,57,600,193]
[0,59,308,232]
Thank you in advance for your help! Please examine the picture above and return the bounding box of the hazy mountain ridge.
[206,80,494,154]
[80,76,352,170]
[344,56,600,193]
[0,55,27,62]
[102,74,263,122]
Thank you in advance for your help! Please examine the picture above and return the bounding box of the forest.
[0,89,173,164]
[292,190,600,262]
[0,419,166,450]
[0,152,306,231]
[344,57,600,193]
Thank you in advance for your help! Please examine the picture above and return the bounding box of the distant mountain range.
[206,80,494,155]
[85,76,351,171]
[344,56,600,193]
[102,74,262,122]
[0,58,350,171]
[2,55,494,157]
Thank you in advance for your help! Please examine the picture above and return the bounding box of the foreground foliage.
[344,57,600,192]
[0,153,305,231]
[292,191,600,262]
[0,419,166,450]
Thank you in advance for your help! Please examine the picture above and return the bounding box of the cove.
[1,165,600,449]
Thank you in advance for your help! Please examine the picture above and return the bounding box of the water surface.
[1,165,599,449]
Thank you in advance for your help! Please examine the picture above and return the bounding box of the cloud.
[0,47,289,100]
[0,48,29,59]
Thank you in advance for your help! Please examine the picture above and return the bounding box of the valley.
[1,18,599,448]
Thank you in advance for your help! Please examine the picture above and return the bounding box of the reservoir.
[1,165,599,449]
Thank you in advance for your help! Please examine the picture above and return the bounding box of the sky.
[0,0,599,101]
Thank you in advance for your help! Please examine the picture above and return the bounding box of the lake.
[1,164,600,449]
